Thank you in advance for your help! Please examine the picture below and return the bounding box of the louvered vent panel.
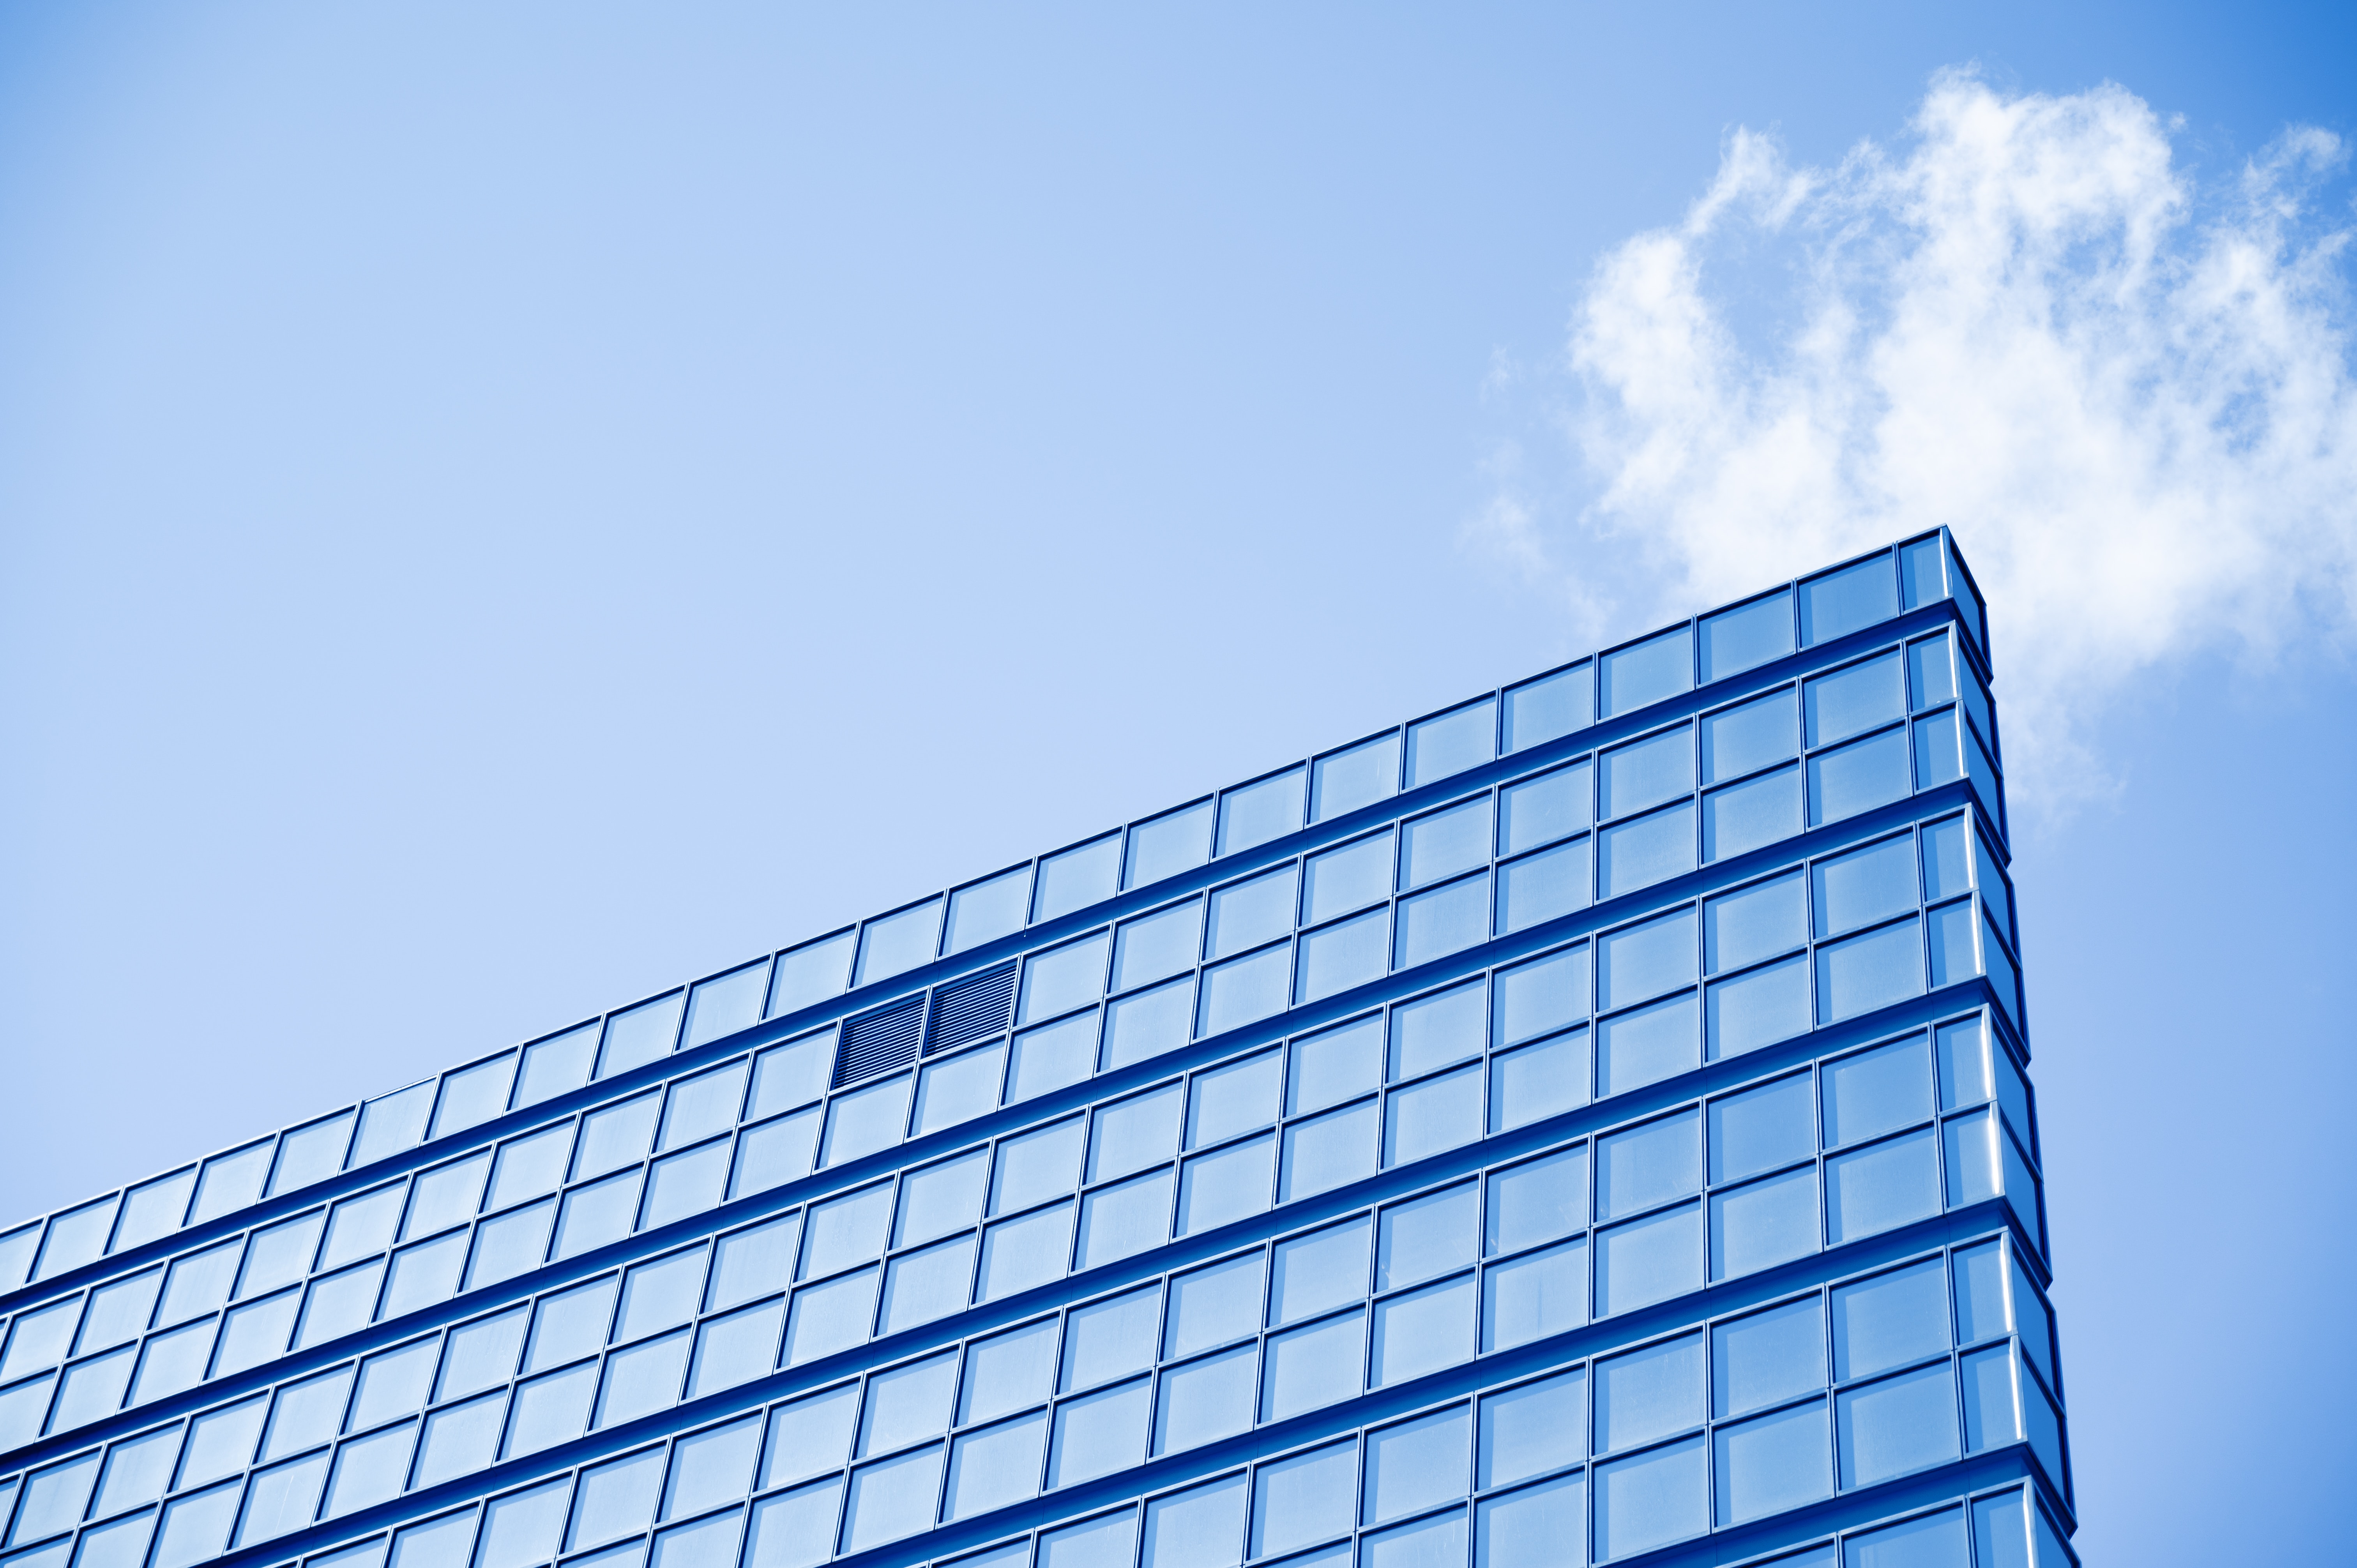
[925,962,1017,1056]
[832,996,926,1088]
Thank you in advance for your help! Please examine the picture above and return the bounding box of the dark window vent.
[926,962,1017,1056]
[833,996,925,1088]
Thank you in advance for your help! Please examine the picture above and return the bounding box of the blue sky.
[2,3,2352,1559]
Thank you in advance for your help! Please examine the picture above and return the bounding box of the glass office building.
[0,532,2071,1568]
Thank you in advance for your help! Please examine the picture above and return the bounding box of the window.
[1406,699,1496,788]
[1599,727,1694,821]
[1219,768,1307,858]
[1799,555,1898,646]
[1503,664,1591,751]
[1125,801,1213,890]
[1601,627,1691,717]
[1498,761,1590,855]
[1700,591,1795,682]
[1311,735,1399,823]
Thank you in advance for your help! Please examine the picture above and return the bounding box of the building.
[0,532,2070,1568]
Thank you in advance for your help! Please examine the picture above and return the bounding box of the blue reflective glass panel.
[1836,1365,1960,1490]
[1807,728,1909,826]
[1706,871,1804,974]
[1700,592,1795,682]
[946,868,1030,955]
[1713,1296,1827,1419]
[1206,866,1297,961]
[1125,801,1213,890]
[1799,556,1898,646]
[1820,1036,1933,1147]
[1219,769,1307,858]
[1701,689,1798,786]
[1312,735,1400,823]
[1703,764,1800,862]
[1714,1399,1830,1525]
[1595,992,1697,1097]
[1601,627,1691,717]
[1814,920,1924,1025]
[1599,728,1693,821]
[1812,835,1917,938]
[1401,797,1491,890]
[1503,664,1592,751]
[1034,837,1121,925]
[1598,803,1695,898]
[1495,839,1589,934]
[1593,1436,1704,1559]
[1705,956,1810,1061]
[1406,700,1495,788]
[1498,761,1589,856]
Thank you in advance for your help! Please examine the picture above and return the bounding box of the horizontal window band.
[0,948,2016,1456]
[105,1199,2042,1568]
[0,764,2008,1330]
[0,976,2021,1480]
[0,603,1991,1315]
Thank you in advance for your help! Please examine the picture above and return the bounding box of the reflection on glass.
[1593,1436,1704,1559]
[1824,1130,1938,1244]
[1799,555,1898,646]
[1599,727,1693,821]
[1205,866,1297,960]
[1600,627,1692,718]
[1807,727,1910,827]
[1502,664,1592,752]
[1598,803,1696,899]
[1271,1218,1371,1326]
[1392,874,1491,970]
[1596,993,1698,1097]
[1481,1239,1585,1353]
[1399,797,1491,890]
[1594,1202,1700,1317]
[1311,735,1400,823]
[1836,1364,1959,1490]
[769,934,854,1021]
[1218,769,1306,858]
[1714,1399,1829,1525]
[1362,1406,1470,1524]
[1702,764,1800,863]
[1813,920,1924,1025]
[1496,839,1590,934]
[946,870,1031,955]
[1700,689,1798,788]
[1288,1017,1382,1116]
[1492,943,1588,1047]
[1498,761,1590,856]
[1820,1037,1932,1147]
[1812,834,1917,938]
[1033,836,1122,925]
[1125,801,1214,890]
[856,901,942,987]
[1302,835,1393,926]
[1487,1029,1587,1132]
[1295,910,1388,1005]
[1700,591,1795,683]
[1705,871,1804,975]
[1599,909,1696,1011]
[1405,700,1495,789]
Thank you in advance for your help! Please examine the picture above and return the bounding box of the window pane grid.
[0,551,1975,1299]
[1,829,2027,1445]
[5,1010,2050,1568]
[107,1231,2038,1568]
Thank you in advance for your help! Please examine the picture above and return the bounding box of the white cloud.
[1503,71,2357,808]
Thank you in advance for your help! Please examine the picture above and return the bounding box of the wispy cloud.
[1488,72,2357,808]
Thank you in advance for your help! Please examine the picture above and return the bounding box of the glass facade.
[0,531,2072,1568]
